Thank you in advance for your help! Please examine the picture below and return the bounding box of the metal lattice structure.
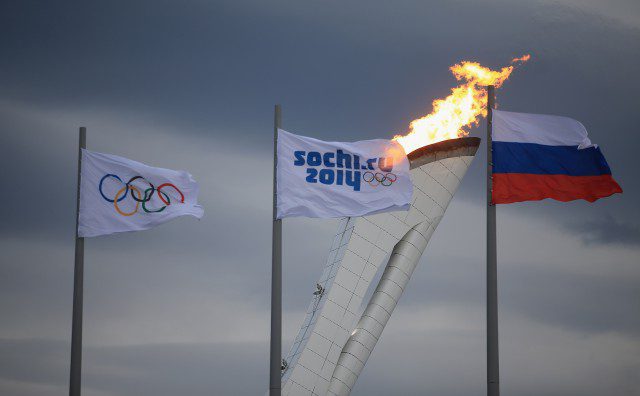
[282,137,480,396]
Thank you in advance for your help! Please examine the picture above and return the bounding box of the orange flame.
[511,54,531,63]
[394,55,530,154]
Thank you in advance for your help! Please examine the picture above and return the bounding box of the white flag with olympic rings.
[277,129,413,219]
[78,149,204,237]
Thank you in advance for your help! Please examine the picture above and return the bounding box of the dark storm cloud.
[1,0,638,147]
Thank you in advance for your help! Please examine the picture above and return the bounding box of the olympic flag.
[276,129,413,219]
[78,149,204,237]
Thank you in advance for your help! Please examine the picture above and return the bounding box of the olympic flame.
[394,55,530,154]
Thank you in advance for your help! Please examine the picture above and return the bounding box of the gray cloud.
[0,337,268,396]
[566,214,640,246]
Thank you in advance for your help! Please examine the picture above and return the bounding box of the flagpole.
[270,105,282,396]
[70,127,86,396]
[486,86,499,396]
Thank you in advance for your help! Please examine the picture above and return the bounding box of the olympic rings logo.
[362,171,397,187]
[99,174,184,216]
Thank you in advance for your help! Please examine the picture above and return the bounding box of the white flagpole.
[70,127,86,396]
[270,105,282,396]
[486,86,500,396]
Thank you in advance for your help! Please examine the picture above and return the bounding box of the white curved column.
[327,220,433,395]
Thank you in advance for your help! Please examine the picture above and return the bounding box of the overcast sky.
[1,1,639,395]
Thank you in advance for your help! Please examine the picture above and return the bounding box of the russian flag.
[492,110,622,204]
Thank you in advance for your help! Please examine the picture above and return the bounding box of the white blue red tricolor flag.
[276,129,413,219]
[492,110,622,204]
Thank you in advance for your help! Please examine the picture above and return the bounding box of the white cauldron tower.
[281,137,481,396]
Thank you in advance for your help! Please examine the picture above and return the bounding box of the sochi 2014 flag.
[78,149,204,237]
[492,110,622,204]
[276,129,413,219]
